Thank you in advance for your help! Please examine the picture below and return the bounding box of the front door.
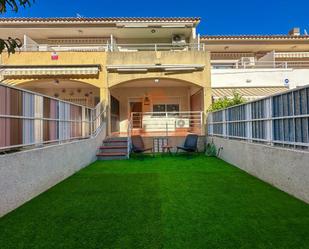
[110,95,120,133]
[129,101,143,128]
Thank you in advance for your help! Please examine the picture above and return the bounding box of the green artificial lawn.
[1,155,309,249]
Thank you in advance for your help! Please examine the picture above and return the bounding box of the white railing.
[22,44,108,52]
[21,43,205,52]
[112,43,205,52]
[207,85,309,150]
[130,111,204,135]
[0,83,107,152]
[211,61,309,69]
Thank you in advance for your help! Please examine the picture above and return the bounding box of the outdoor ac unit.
[175,118,190,128]
[172,34,186,45]
[240,57,256,66]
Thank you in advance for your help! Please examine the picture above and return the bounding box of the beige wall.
[107,51,211,88]
[107,51,212,114]
[2,50,212,134]
[1,52,107,89]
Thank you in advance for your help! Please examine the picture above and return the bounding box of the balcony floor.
[112,130,198,137]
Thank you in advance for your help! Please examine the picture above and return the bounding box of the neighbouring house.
[1,17,309,139]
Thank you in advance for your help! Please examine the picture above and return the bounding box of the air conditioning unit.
[240,57,256,67]
[175,118,190,128]
[172,34,186,45]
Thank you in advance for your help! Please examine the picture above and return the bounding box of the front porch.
[109,78,205,137]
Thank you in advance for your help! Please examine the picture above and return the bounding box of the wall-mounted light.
[151,29,156,33]
[154,79,160,84]
[144,95,150,105]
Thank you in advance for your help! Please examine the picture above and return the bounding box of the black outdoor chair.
[131,135,153,155]
[176,134,198,154]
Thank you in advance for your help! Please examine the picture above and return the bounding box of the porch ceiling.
[15,79,100,89]
[109,78,201,88]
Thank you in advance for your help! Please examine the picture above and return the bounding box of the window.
[167,104,179,113]
[153,104,179,116]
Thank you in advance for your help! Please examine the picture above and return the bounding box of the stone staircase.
[97,137,129,160]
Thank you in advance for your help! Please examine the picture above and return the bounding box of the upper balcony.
[20,43,205,52]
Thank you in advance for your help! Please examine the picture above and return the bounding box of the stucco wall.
[107,51,210,87]
[107,51,212,111]
[209,136,309,203]
[2,50,212,112]
[1,52,108,89]
[0,125,106,217]
[211,68,309,89]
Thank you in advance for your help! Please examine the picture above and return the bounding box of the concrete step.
[97,152,128,160]
[99,146,127,153]
[99,146,127,149]
[105,137,128,142]
[103,141,127,147]
[97,137,129,160]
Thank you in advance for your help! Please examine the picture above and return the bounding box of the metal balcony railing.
[0,83,107,152]
[207,84,309,150]
[211,61,309,69]
[129,111,204,136]
[20,43,205,52]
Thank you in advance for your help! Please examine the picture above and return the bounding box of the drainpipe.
[197,33,200,51]
[110,34,114,52]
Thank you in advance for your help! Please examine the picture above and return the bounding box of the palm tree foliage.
[0,0,33,54]
[0,0,32,13]
[0,37,23,54]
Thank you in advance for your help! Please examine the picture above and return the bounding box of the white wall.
[211,68,309,89]
[0,125,106,217]
[209,136,309,204]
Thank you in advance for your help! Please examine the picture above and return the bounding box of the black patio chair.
[131,135,153,155]
[176,134,198,154]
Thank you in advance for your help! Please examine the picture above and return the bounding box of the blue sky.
[2,0,309,35]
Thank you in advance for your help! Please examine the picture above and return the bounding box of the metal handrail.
[127,118,132,158]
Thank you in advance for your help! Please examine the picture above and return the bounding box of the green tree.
[207,91,246,112]
[0,0,33,54]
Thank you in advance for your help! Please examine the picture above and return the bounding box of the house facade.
[1,17,309,137]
